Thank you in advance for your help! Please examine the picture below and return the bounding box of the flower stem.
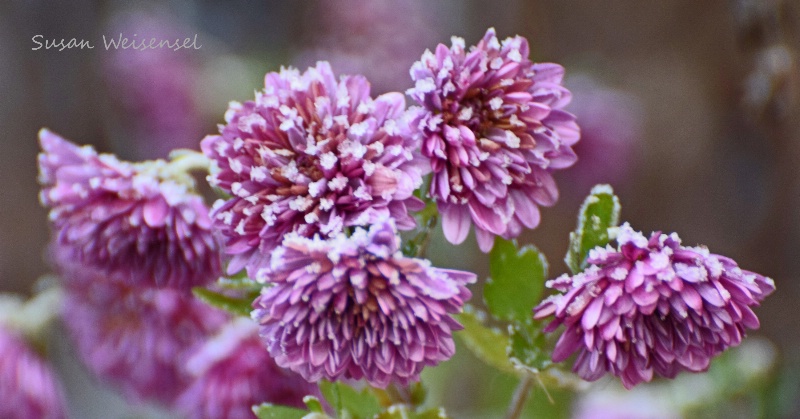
[505,374,534,419]
[165,149,212,176]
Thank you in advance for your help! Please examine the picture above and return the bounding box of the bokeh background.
[1,0,799,417]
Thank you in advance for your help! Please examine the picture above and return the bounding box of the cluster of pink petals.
[59,261,228,404]
[0,327,67,419]
[252,219,475,388]
[202,61,426,277]
[174,318,315,419]
[407,28,579,251]
[38,129,221,290]
[534,223,775,389]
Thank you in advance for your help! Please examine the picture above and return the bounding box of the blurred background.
[1,0,799,417]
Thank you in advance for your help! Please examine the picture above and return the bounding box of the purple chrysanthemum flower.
[251,219,476,388]
[407,28,579,252]
[60,263,228,404]
[534,223,775,389]
[174,318,316,419]
[38,129,221,290]
[0,327,67,419]
[201,61,426,276]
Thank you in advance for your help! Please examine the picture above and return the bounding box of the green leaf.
[192,287,257,317]
[216,274,262,291]
[303,396,325,413]
[252,403,310,419]
[319,380,382,419]
[507,323,552,374]
[408,382,427,407]
[375,405,450,419]
[413,407,450,419]
[565,184,621,274]
[484,238,548,324]
[455,307,516,374]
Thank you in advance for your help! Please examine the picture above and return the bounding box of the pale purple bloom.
[534,223,775,389]
[0,327,67,419]
[251,219,475,388]
[59,262,228,404]
[174,318,315,419]
[38,129,221,290]
[407,28,579,252]
[202,61,425,276]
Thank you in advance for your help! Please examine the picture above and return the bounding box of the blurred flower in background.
[57,257,228,405]
[561,75,644,198]
[102,9,206,160]
[0,325,67,419]
[174,318,315,418]
[295,0,444,94]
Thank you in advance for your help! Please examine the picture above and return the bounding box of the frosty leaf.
[376,405,450,419]
[455,307,516,374]
[565,184,621,274]
[252,403,313,419]
[319,380,382,419]
[192,287,257,317]
[507,323,552,374]
[485,238,548,324]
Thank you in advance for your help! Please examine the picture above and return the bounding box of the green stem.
[165,149,212,176]
[505,374,534,419]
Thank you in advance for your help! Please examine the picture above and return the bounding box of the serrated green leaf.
[565,184,621,274]
[507,323,552,374]
[455,307,516,374]
[485,238,548,324]
[192,287,257,317]
[319,380,382,419]
[252,403,310,419]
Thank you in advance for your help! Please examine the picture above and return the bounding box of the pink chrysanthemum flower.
[251,219,476,388]
[38,129,221,290]
[0,327,67,419]
[534,223,775,389]
[174,318,316,419]
[201,61,426,276]
[407,28,579,252]
[60,263,228,404]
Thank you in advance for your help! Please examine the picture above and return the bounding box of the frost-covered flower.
[407,28,579,252]
[60,263,228,404]
[174,318,315,418]
[202,61,426,276]
[534,223,775,389]
[0,326,66,419]
[38,129,221,290]
[251,219,475,388]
